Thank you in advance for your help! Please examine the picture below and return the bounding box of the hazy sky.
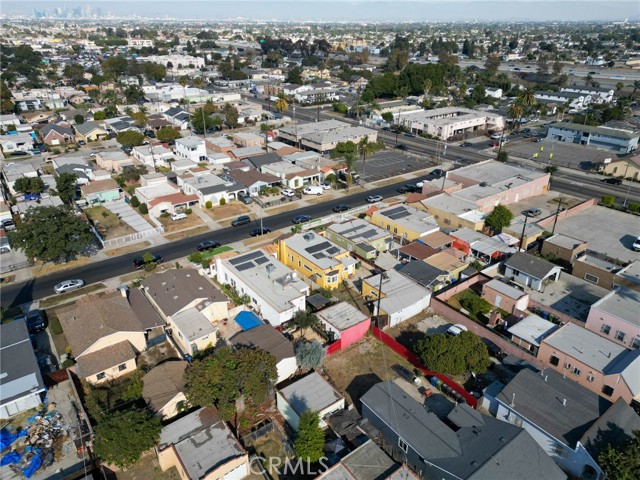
[4,1,639,22]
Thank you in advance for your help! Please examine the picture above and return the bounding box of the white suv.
[633,236,640,252]
[282,188,296,197]
[171,212,187,221]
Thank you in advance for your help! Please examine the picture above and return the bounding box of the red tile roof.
[149,192,199,208]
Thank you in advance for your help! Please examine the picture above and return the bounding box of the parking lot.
[504,137,619,170]
[355,149,435,182]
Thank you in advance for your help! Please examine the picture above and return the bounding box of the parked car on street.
[54,279,85,294]
[231,215,251,226]
[397,184,420,194]
[632,236,640,252]
[602,178,622,185]
[333,204,351,213]
[250,226,272,236]
[292,215,312,224]
[430,169,445,178]
[395,143,409,151]
[197,240,221,252]
[1,219,16,231]
[133,254,164,269]
[460,142,472,147]
[366,194,383,203]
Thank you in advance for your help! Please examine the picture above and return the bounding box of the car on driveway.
[523,208,542,218]
[320,183,331,190]
[18,310,48,334]
[366,194,383,203]
[391,364,421,385]
[250,226,272,236]
[133,254,164,269]
[231,215,251,226]
[292,215,312,224]
[281,188,296,197]
[54,279,85,294]
[197,240,221,251]
[1,219,16,231]
[602,178,622,185]
[446,324,468,336]
[333,204,351,213]
[632,236,640,252]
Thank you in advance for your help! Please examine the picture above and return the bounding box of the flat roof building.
[397,107,505,140]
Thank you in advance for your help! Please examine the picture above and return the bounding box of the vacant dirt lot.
[85,205,135,239]
[158,212,204,233]
[323,335,417,410]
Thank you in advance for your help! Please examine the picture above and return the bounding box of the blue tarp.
[1,451,22,466]
[0,428,26,451]
[234,311,264,331]
[22,454,42,478]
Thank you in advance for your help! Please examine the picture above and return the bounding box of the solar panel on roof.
[387,209,412,220]
[383,207,406,217]
[229,250,263,265]
[326,247,340,255]
[306,241,332,254]
[359,229,378,239]
[313,253,326,259]
[255,257,269,265]
[235,262,254,271]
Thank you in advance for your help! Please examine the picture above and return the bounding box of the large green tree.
[55,172,78,203]
[116,130,144,147]
[292,310,319,333]
[223,104,239,129]
[101,55,129,80]
[484,204,513,233]
[156,127,181,142]
[13,177,45,195]
[415,331,491,375]
[0,80,15,113]
[597,430,640,480]
[294,411,325,463]
[8,206,93,262]
[184,346,277,421]
[190,108,223,133]
[93,408,161,469]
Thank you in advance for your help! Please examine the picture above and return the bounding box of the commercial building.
[278,119,377,154]
[396,107,505,140]
[547,123,639,153]
[277,232,357,290]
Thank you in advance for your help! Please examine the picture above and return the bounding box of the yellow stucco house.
[369,204,440,242]
[277,232,357,289]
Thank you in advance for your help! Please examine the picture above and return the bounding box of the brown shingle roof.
[142,360,188,413]
[420,231,454,250]
[80,178,120,195]
[230,325,294,362]
[127,288,165,330]
[142,269,227,317]
[76,340,136,378]
[275,146,303,157]
[399,242,438,260]
[56,292,146,356]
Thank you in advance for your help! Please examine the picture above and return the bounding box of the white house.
[175,136,207,163]
[0,132,35,153]
[132,144,174,169]
[214,249,309,327]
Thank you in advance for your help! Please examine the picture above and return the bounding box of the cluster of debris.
[0,403,69,478]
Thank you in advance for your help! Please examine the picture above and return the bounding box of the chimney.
[562,398,567,407]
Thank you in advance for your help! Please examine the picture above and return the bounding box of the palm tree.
[274,93,289,116]
[178,76,189,105]
[519,88,536,109]
[344,152,356,191]
[508,102,524,131]
[615,82,624,93]
[584,74,593,87]
[358,136,376,180]
[193,77,207,138]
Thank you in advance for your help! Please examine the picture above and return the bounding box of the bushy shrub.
[205,200,212,209]
[601,195,615,206]
[219,198,226,206]
[130,196,140,208]
[184,208,192,214]
[628,202,640,213]
[138,203,148,214]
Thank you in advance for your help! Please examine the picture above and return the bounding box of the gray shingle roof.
[142,360,187,413]
[76,340,136,378]
[230,325,294,363]
[504,252,561,280]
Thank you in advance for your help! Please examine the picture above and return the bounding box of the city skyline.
[3,1,639,22]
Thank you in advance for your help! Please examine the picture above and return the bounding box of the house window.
[572,367,581,376]
[584,273,599,284]
[602,385,614,397]
[564,362,572,370]
[96,372,106,380]
[587,374,595,382]
[398,437,408,453]
[508,411,523,427]
[549,355,559,366]
[632,338,640,350]
[600,324,611,335]
[303,264,312,271]
[615,331,626,342]
[118,363,127,372]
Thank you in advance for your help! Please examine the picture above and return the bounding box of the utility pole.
[622,158,632,207]
[518,215,529,251]
[375,272,388,328]
[551,197,566,235]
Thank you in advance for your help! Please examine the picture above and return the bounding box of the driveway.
[103,199,154,233]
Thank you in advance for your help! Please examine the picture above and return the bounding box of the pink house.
[317,302,370,351]
[538,323,640,404]
[585,287,640,349]
[481,279,529,314]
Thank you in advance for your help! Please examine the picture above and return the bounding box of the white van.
[303,185,323,196]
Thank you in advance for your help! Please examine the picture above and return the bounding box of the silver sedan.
[54,279,85,294]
